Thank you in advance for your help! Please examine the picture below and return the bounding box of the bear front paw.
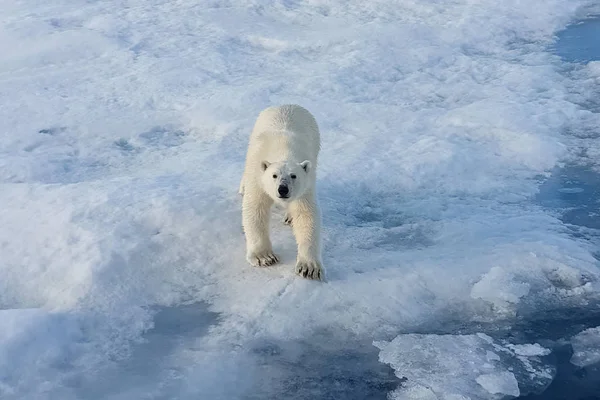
[247,250,279,267]
[295,260,323,280]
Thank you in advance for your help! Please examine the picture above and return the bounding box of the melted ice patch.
[0,309,82,398]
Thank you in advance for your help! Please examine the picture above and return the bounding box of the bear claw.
[248,251,279,267]
[283,214,293,226]
[295,260,323,280]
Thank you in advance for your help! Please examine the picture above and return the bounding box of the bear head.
[260,160,311,203]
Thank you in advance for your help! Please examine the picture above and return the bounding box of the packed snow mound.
[375,333,554,399]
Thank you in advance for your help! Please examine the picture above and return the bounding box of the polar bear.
[239,104,323,280]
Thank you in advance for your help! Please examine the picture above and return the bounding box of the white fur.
[239,104,323,280]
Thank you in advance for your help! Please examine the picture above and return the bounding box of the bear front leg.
[289,195,323,280]
[242,191,279,267]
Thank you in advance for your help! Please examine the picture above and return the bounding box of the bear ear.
[300,160,311,173]
[261,161,271,171]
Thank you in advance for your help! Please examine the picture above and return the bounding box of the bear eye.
[272,174,277,179]
[290,174,297,179]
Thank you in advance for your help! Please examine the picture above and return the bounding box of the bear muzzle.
[277,184,290,198]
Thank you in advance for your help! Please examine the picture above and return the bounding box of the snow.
[1,0,599,398]
[570,326,600,367]
[375,333,553,399]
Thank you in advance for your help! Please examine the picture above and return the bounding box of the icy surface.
[570,326,600,367]
[1,0,600,399]
[375,333,553,399]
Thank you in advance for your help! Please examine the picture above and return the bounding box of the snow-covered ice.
[1,0,600,399]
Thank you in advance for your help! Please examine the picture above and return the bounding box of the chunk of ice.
[570,326,600,367]
[476,372,519,397]
[375,333,553,399]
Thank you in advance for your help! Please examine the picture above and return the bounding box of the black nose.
[278,185,289,197]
